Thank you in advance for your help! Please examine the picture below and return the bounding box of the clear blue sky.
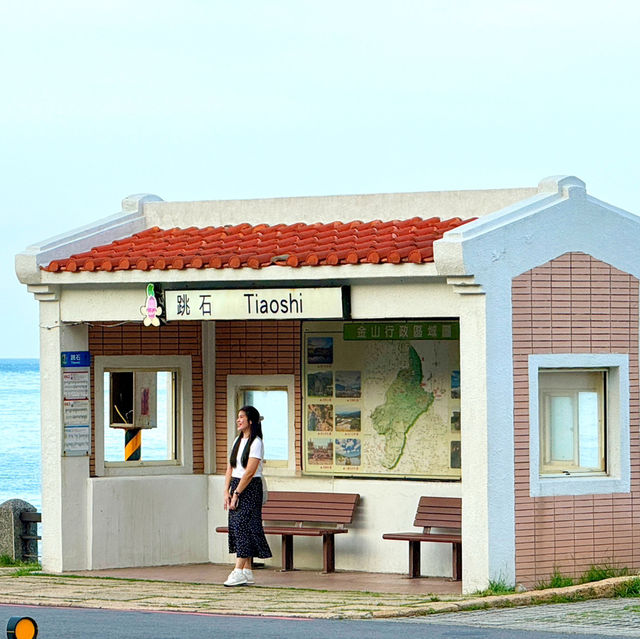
[3,1,639,358]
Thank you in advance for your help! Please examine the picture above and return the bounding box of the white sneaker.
[224,569,248,587]
[243,569,255,584]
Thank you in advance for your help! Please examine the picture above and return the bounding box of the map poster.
[302,321,461,479]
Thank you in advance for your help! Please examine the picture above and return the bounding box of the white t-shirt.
[231,436,264,479]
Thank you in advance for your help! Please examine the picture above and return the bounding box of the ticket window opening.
[109,371,157,430]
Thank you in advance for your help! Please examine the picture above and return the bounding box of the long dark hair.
[229,405,263,468]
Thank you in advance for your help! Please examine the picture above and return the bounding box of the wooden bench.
[382,497,461,580]
[217,490,359,573]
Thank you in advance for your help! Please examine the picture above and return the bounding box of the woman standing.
[223,405,272,586]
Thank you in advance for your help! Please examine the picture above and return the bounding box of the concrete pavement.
[1,567,455,619]
[0,566,639,623]
[399,597,640,637]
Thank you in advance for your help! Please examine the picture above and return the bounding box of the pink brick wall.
[512,252,640,586]
[88,322,204,476]
[215,321,302,473]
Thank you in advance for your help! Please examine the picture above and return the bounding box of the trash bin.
[0,499,39,562]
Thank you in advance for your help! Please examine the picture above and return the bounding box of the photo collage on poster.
[449,370,461,469]
[305,336,362,470]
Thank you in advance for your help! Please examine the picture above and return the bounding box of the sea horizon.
[0,358,41,511]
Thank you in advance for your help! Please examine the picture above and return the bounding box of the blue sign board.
[61,351,91,368]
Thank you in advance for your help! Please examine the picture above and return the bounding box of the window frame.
[104,369,178,462]
[226,374,296,474]
[94,355,193,477]
[538,368,606,475]
[528,353,630,497]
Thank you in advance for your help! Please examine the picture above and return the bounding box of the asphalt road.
[0,604,629,639]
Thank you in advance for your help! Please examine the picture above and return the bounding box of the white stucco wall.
[60,288,147,323]
[39,297,91,572]
[142,188,537,229]
[87,475,209,569]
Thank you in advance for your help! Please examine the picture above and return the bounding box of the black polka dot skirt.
[228,477,273,559]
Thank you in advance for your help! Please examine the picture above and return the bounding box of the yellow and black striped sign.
[125,429,141,461]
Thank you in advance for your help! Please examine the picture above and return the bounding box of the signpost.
[61,351,91,456]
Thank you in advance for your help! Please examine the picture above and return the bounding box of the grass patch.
[0,554,40,573]
[536,563,632,591]
[473,579,516,597]
[579,563,628,583]
[614,577,640,598]
[536,569,574,590]
[10,566,41,577]
[459,602,491,611]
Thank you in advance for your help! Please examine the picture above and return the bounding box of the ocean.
[0,359,41,511]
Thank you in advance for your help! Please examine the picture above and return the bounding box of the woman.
[223,405,272,586]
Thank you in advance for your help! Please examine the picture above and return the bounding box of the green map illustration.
[370,346,434,469]
[303,323,460,478]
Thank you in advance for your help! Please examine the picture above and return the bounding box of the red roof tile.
[42,217,474,273]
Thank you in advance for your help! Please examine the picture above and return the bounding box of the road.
[1,603,635,639]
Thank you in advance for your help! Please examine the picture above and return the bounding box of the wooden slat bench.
[217,490,359,573]
[382,497,462,580]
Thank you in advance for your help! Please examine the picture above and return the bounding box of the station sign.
[165,287,348,321]
[61,351,91,367]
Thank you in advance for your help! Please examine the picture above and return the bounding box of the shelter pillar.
[451,277,518,593]
[455,284,491,593]
[31,285,90,571]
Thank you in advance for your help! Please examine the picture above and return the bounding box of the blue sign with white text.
[61,351,91,368]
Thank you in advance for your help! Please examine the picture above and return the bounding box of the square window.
[227,375,296,472]
[237,388,289,464]
[93,355,193,476]
[528,354,630,497]
[539,369,605,475]
[104,369,178,462]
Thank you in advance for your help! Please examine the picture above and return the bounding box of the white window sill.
[540,471,607,478]
[102,461,191,477]
[532,474,629,497]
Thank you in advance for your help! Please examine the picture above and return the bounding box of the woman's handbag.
[261,475,269,505]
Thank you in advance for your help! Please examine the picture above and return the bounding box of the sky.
[2,0,639,358]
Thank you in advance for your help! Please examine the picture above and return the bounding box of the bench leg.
[281,535,294,571]
[408,540,421,578]
[322,534,335,574]
[452,542,462,581]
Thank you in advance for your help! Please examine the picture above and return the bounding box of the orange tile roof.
[42,217,474,273]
